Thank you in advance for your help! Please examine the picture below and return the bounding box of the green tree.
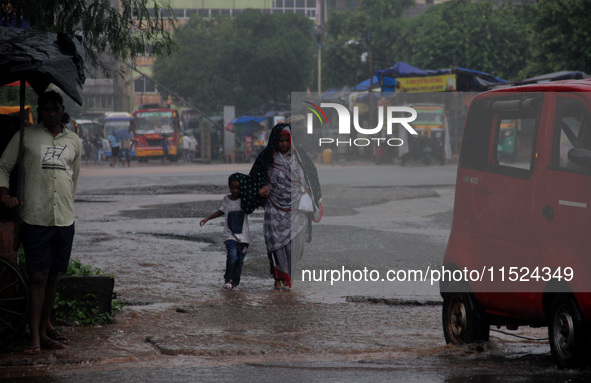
[323,0,533,85]
[152,10,315,115]
[0,0,177,76]
[0,85,37,106]
[396,0,530,81]
[524,0,591,77]
[322,0,413,89]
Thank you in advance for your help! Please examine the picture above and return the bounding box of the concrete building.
[79,0,128,120]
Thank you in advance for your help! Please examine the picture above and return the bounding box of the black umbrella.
[0,26,86,104]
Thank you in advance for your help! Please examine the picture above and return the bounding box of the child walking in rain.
[200,173,251,291]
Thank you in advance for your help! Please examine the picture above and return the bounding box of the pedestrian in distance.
[161,135,169,163]
[101,136,110,163]
[82,137,93,166]
[92,134,102,164]
[181,133,192,162]
[108,131,120,167]
[189,134,198,162]
[119,131,134,167]
[0,90,82,355]
[200,173,252,291]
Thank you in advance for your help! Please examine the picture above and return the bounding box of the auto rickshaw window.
[493,116,537,171]
[552,97,591,174]
[487,94,542,178]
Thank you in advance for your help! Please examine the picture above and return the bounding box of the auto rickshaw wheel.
[548,295,587,369]
[0,257,30,347]
[442,292,490,344]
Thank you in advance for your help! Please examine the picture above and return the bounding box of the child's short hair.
[228,173,241,186]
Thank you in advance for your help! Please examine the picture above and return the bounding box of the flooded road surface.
[2,163,591,382]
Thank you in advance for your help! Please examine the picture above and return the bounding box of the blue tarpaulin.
[227,116,267,126]
[225,115,267,134]
[352,76,380,91]
[375,61,449,78]
[353,76,398,92]
[371,61,508,92]
[454,67,509,91]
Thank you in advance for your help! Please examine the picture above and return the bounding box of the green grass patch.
[18,248,124,326]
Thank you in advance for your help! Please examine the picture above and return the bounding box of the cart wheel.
[0,258,30,347]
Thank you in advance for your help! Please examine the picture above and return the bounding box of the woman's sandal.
[273,287,283,293]
[48,328,70,345]
[24,345,41,355]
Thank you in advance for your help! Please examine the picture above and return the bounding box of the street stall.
[225,115,268,163]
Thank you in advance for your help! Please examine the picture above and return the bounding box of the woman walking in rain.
[241,123,322,292]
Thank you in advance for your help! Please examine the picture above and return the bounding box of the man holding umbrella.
[0,90,82,354]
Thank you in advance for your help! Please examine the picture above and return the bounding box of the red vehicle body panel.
[443,79,591,324]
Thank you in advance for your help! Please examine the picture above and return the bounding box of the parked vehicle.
[104,112,132,138]
[399,104,451,166]
[497,119,517,162]
[74,119,103,141]
[103,112,133,158]
[440,79,591,368]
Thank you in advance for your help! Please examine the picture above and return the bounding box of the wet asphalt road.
[2,161,591,382]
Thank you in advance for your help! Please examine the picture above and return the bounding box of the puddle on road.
[346,296,442,306]
[118,200,220,220]
[138,232,218,244]
[81,184,229,196]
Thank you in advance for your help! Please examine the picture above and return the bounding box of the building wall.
[80,0,128,119]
